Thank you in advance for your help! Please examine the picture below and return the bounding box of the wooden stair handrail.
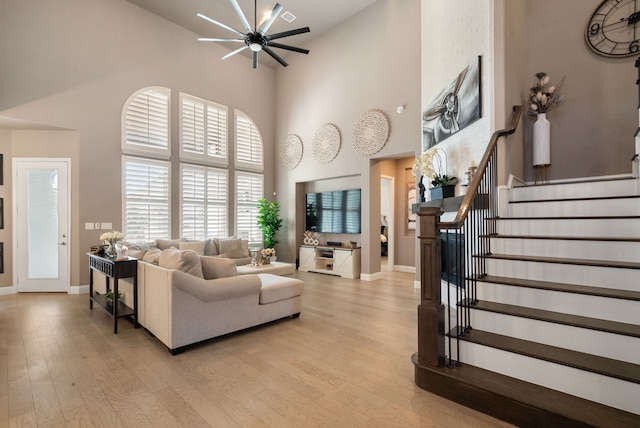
[440,105,523,229]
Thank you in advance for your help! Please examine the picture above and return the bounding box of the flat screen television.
[305,189,361,234]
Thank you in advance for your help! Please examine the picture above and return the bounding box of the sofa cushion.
[159,248,204,278]
[179,240,206,255]
[203,239,217,256]
[200,256,238,279]
[217,238,248,258]
[257,273,304,304]
[156,238,182,250]
[142,248,161,265]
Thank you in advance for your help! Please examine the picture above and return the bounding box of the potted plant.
[104,289,122,310]
[257,198,283,250]
[413,147,458,200]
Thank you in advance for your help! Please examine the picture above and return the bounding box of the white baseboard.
[360,272,383,281]
[0,286,14,296]
[70,285,89,294]
[394,265,416,274]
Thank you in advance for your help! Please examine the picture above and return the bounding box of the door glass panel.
[27,169,59,279]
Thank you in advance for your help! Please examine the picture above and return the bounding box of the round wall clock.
[586,0,640,58]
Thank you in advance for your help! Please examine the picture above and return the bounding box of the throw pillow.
[179,240,206,255]
[142,248,161,265]
[159,248,204,278]
[200,256,238,279]
[217,238,245,258]
[203,239,218,256]
[155,238,182,250]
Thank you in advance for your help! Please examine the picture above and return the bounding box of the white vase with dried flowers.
[528,72,565,176]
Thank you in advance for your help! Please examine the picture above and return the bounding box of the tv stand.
[298,245,361,279]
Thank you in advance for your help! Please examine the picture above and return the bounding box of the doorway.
[381,175,394,271]
[14,159,70,292]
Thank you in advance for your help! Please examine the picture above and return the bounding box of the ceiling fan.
[197,0,310,68]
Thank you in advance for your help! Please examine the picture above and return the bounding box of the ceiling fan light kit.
[198,0,310,68]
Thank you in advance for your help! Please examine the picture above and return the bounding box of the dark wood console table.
[88,253,138,334]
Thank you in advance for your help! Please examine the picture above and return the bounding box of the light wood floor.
[0,270,514,427]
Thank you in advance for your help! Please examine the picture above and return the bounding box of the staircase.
[444,178,640,426]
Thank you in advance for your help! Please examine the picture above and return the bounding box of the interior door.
[14,159,70,292]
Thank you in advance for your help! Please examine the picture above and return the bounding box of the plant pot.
[429,185,455,200]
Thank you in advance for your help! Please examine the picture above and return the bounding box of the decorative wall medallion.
[352,109,390,156]
[279,134,303,169]
[312,123,341,164]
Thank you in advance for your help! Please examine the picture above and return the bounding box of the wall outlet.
[95,222,101,229]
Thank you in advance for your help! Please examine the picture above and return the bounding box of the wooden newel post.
[417,206,445,368]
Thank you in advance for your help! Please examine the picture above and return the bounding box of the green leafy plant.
[105,289,122,304]
[257,198,283,249]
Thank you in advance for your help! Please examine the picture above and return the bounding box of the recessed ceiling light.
[281,11,296,23]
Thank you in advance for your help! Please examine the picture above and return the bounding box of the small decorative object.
[528,72,565,183]
[413,147,458,200]
[351,109,390,156]
[100,231,124,258]
[115,243,128,260]
[312,124,341,164]
[261,248,275,265]
[303,230,320,246]
[279,134,303,170]
[104,289,123,308]
[257,198,283,249]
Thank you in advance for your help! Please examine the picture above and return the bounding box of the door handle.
[59,242,67,245]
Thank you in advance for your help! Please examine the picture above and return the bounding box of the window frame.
[235,171,264,244]
[234,109,264,172]
[179,92,229,166]
[121,87,171,159]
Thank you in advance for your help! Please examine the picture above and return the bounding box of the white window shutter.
[236,172,263,243]
[235,111,263,169]
[180,163,228,239]
[180,93,227,164]
[123,156,171,241]
[123,87,170,157]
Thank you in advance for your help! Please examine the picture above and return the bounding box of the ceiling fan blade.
[221,45,249,60]
[198,37,245,43]
[197,13,245,37]
[253,51,259,69]
[228,0,252,33]
[258,3,283,36]
[266,27,310,41]
[267,41,309,55]
[263,45,288,67]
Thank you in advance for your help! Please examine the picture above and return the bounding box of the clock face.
[586,0,640,58]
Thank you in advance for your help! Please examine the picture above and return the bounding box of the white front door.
[14,159,70,292]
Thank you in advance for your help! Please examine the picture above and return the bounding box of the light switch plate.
[101,222,112,230]
[85,222,94,230]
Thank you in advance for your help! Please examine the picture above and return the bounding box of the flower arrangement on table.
[413,147,458,187]
[528,72,565,116]
[261,248,276,264]
[100,231,124,257]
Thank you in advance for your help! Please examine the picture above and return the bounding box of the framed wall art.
[405,167,416,235]
[422,56,482,151]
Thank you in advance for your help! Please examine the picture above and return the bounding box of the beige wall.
[274,0,422,273]
[0,0,276,288]
[520,0,635,182]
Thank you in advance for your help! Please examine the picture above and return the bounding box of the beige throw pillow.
[156,239,181,250]
[217,238,246,258]
[179,240,206,255]
[200,256,238,279]
[142,248,161,265]
[159,248,204,278]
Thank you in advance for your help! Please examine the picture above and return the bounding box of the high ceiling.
[126,0,378,68]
